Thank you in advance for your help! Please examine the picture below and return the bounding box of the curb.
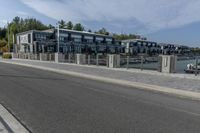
[1,60,200,101]
[0,104,29,133]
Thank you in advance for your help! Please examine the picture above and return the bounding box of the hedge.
[3,53,12,59]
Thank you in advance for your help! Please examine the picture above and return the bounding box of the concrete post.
[159,55,177,73]
[11,53,18,59]
[87,55,91,65]
[55,53,65,63]
[108,54,120,68]
[96,54,99,66]
[68,54,71,63]
[28,53,31,60]
[76,54,86,65]
[34,54,38,60]
[40,53,48,61]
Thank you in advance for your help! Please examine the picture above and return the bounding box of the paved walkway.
[1,58,200,93]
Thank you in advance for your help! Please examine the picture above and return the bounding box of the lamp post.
[7,22,10,52]
[57,23,60,53]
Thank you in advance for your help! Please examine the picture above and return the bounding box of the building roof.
[45,28,113,38]
[16,30,53,36]
[121,39,157,43]
[16,28,113,38]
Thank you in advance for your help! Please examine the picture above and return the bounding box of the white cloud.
[20,0,200,33]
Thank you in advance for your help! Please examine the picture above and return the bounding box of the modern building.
[121,39,161,56]
[16,29,192,56]
[159,43,192,55]
[16,29,121,54]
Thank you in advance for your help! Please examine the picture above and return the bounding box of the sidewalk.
[0,104,29,133]
[1,58,200,99]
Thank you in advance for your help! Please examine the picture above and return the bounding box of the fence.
[85,54,108,66]
[176,56,200,75]
[11,53,200,75]
[120,55,159,71]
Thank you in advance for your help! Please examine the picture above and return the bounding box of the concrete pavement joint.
[1,60,200,101]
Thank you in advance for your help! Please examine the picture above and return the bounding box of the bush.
[3,53,12,59]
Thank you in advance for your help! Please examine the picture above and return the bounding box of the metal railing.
[11,53,200,76]
[120,55,159,71]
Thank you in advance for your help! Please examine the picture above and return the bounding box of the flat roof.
[16,30,53,36]
[121,39,157,43]
[56,28,113,38]
[16,28,113,38]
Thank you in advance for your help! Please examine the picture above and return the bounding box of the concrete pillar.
[76,54,86,65]
[27,53,31,59]
[159,55,177,73]
[87,55,91,65]
[55,53,65,63]
[11,53,18,59]
[96,54,99,66]
[108,54,120,68]
[40,53,48,61]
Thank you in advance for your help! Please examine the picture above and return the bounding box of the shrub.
[3,53,12,59]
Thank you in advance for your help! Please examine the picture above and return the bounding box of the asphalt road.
[0,62,200,133]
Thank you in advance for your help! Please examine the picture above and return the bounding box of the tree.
[0,39,7,48]
[88,29,92,32]
[73,23,84,31]
[192,48,200,55]
[66,21,73,30]
[58,20,66,28]
[113,33,140,40]
[0,28,7,40]
[48,24,55,29]
[95,28,109,35]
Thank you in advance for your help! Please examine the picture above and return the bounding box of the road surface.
[0,62,200,133]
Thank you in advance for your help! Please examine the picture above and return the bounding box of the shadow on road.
[0,74,65,81]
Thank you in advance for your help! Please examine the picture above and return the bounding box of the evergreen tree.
[58,20,66,28]
[66,21,73,30]
[96,28,109,35]
[73,23,84,31]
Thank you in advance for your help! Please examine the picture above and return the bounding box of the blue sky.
[0,0,200,47]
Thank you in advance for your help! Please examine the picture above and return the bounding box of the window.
[28,34,31,43]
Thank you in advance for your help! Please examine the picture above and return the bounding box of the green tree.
[0,39,7,48]
[0,28,7,40]
[48,24,55,29]
[66,21,73,30]
[113,33,140,40]
[95,28,109,35]
[73,23,84,31]
[192,48,200,55]
[58,20,66,28]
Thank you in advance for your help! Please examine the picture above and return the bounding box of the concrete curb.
[0,104,29,133]
[1,60,200,101]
